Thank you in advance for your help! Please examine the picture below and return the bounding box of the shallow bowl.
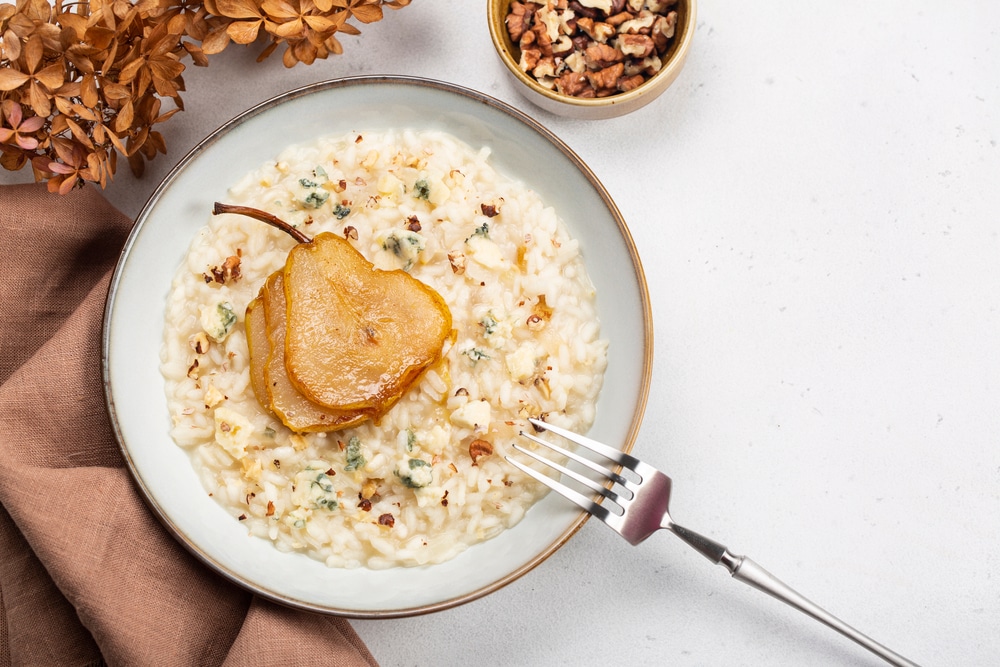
[103,76,652,617]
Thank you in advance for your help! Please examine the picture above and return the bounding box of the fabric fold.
[0,184,377,667]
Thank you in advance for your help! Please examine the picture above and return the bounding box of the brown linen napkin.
[0,184,378,667]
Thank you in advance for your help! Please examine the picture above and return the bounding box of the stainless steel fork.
[509,418,920,667]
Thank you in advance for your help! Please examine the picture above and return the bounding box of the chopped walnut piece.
[530,21,554,57]
[448,250,467,275]
[568,0,599,19]
[578,18,616,43]
[519,46,542,72]
[651,12,677,50]
[551,34,574,56]
[587,62,625,92]
[584,42,623,68]
[343,225,358,240]
[533,56,558,79]
[189,332,210,355]
[469,439,494,465]
[505,1,534,42]
[405,215,421,232]
[377,513,395,527]
[207,254,242,285]
[556,71,590,96]
[605,11,633,27]
[618,33,656,58]
[618,73,646,92]
[619,12,657,34]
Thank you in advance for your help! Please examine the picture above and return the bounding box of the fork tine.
[505,450,618,525]
[528,418,640,469]
[511,443,617,501]
[519,430,632,490]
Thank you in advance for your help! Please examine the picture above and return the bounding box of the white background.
[5,2,998,665]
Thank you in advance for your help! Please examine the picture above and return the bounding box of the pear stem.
[213,202,312,244]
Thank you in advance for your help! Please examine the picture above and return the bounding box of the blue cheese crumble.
[200,301,237,341]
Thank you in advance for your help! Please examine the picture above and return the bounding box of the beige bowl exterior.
[488,0,696,120]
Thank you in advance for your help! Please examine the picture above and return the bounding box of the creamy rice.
[161,129,607,568]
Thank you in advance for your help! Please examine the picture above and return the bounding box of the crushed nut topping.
[505,0,680,98]
[448,250,467,275]
[469,439,494,465]
[378,513,395,527]
[205,254,242,284]
[480,200,502,218]
[189,332,210,355]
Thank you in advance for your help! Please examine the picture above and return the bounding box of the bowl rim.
[102,75,655,618]
[487,0,697,110]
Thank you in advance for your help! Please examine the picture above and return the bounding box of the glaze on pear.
[283,232,453,415]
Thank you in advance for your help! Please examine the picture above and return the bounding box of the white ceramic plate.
[103,76,652,617]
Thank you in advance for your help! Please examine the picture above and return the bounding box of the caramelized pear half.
[283,232,453,413]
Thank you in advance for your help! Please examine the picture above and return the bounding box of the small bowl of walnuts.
[488,0,696,119]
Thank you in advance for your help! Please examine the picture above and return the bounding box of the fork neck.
[666,521,739,570]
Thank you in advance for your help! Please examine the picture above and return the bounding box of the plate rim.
[101,75,654,618]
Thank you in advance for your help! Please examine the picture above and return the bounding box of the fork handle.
[667,523,918,666]
[724,554,921,667]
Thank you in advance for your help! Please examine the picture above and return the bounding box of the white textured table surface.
[6,2,997,665]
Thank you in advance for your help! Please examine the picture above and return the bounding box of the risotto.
[161,128,608,568]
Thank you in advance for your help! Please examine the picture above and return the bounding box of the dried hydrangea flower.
[0,0,412,192]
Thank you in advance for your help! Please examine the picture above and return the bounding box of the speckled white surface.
[6,1,997,664]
